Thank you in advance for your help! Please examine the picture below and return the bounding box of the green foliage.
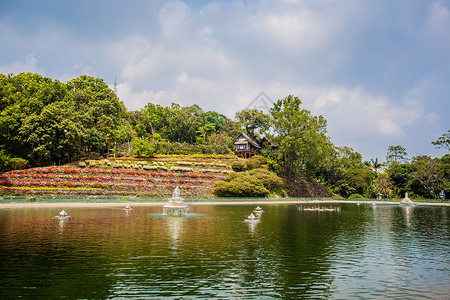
[387,162,413,197]
[410,155,442,198]
[235,108,270,138]
[245,155,267,170]
[372,172,394,198]
[386,145,408,165]
[335,168,375,198]
[155,141,231,155]
[132,137,156,157]
[0,149,11,171]
[0,73,127,167]
[432,130,450,152]
[8,157,28,170]
[367,158,384,174]
[267,158,282,175]
[348,193,364,199]
[231,161,246,172]
[213,168,284,197]
[440,154,450,199]
[270,95,334,177]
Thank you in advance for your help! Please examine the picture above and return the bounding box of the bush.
[231,161,246,172]
[214,180,269,197]
[8,157,28,170]
[245,155,267,170]
[213,168,284,197]
[132,137,156,157]
[348,193,364,199]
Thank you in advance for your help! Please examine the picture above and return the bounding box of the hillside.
[0,157,234,200]
[0,156,334,200]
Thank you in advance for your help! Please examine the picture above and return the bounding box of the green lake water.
[0,203,448,299]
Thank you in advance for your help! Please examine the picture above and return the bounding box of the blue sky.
[1,0,449,161]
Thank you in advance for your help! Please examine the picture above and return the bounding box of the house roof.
[233,132,261,148]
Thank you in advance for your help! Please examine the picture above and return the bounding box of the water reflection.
[165,215,184,249]
[402,205,413,228]
[0,204,448,299]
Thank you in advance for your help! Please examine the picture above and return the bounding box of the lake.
[0,202,448,299]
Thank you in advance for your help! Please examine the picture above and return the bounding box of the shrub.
[213,168,284,197]
[348,193,364,199]
[247,168,284,191]
[132,137,156,157]
[213,180,269,198]
[245,155,267,170]
[231,161,246,172]
[8,158,28,170]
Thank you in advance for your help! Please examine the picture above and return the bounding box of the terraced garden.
[0,157,235,200]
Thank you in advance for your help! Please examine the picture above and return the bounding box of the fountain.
[401,192,415,206]
[297,205,341,212]
[123,205,133,211]
[253,206,264,213]
[52,210,71,220]
[163,186,189,215]
[244,213,261,223]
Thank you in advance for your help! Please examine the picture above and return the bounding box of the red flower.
[0,180,12,187]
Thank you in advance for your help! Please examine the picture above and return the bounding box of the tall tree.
[387,162,413,198]
[368,158,383,175]
[66,75,126,157]
[373,172,394,198]
[235,108,270,139]
[411,155,442,198]
[0,73,67,160]
[386,145,408,165]
[270,95,334,177]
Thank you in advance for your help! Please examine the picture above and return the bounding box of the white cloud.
[0,54,42,75]
[308,86,425,140]
[1,0,443,159]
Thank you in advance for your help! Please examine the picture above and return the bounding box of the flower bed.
[0,164,223,199]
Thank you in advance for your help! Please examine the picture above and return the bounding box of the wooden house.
[233,132,278,158]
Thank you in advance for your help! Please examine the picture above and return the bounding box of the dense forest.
[0,73,449,199]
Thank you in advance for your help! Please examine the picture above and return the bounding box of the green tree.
[432,130,450,152]
[66,75,126,157]
[439,154,450,199]
[0,73,67,161]
[387,162,413,198]
[138,103,167,139]
[335,168,375,198]
[373,172,394,198]
[270,95,334,177]
[235,108,270,138]
[316,146,364,195]
[367,158,384,175]
[386,145,408,165]
[411,155,442,198]
[132,137,156,157]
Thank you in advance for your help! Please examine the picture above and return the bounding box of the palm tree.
[369,158,383,176]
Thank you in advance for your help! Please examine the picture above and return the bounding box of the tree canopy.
[270,95,334,177]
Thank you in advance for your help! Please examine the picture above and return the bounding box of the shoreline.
[0,199,448,208]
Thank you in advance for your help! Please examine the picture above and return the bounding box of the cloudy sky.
[1,0,449,161]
